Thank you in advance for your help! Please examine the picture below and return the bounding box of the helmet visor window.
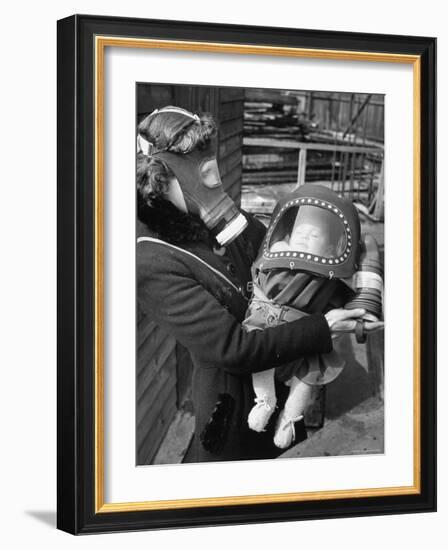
[268,205,347,258]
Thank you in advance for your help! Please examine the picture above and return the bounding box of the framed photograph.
[57,14,436,534]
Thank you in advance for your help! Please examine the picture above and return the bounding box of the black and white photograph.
[136,84,385,466]
[0,0,441,543]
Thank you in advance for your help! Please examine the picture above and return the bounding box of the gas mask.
[138,107,247,246]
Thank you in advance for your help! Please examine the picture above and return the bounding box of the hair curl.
[136,153,172,203]
[137,107,217,205]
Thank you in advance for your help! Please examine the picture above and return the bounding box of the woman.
[136,106,372,463]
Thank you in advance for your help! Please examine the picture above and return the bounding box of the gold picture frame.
[58,15,436,534]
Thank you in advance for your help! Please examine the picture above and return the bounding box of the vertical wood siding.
[218,88,245,205]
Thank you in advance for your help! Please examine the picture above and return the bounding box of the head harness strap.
[148,106,200,122]
[138,107,200,157]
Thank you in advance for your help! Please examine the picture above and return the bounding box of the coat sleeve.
[242,210,267,252]
[138,250,333,376]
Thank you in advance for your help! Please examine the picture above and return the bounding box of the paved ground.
[281,396,384,459]
[153,410,195,465]
[281,330,384,459]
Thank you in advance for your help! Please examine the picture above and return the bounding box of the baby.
[271,214,336,257]
[243,184,382,450]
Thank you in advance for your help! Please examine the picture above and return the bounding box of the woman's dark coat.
[137,201,333,463]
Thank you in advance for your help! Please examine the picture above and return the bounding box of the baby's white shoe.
[248,395,276,432]
[273,409,304,449]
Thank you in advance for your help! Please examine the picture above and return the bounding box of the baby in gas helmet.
[243,184,383,449]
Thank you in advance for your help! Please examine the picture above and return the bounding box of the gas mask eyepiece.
[152,140,247,246]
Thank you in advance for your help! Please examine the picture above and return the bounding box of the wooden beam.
[244,136,383,154]
[296,148,307,187]
[373,159,385,219]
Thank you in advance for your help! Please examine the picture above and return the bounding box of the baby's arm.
[269,240,290,252]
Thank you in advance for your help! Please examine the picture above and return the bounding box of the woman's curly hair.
[136,107,217,205]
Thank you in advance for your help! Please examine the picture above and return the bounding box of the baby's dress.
[244,261,353,386]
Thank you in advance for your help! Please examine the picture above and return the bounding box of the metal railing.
[243,137,384,219]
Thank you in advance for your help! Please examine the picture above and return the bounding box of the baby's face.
[289,222,333,256]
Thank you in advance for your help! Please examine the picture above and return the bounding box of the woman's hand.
[324,308,384,339]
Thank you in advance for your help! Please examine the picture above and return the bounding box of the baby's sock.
[248,368,277,432]
[274,378,312,449]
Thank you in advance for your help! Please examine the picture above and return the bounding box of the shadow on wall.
[25,510,56,529]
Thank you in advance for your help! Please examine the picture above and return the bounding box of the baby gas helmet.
[258,183,361,279]
[253,184,383,323]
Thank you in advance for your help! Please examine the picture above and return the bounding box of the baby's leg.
[284,377,312,417]
[248,369,277,432]
[274,377,312,449]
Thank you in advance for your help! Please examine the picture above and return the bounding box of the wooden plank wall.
[218,88,245,205]
[136,305,178,465]
[136,84,244,464]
